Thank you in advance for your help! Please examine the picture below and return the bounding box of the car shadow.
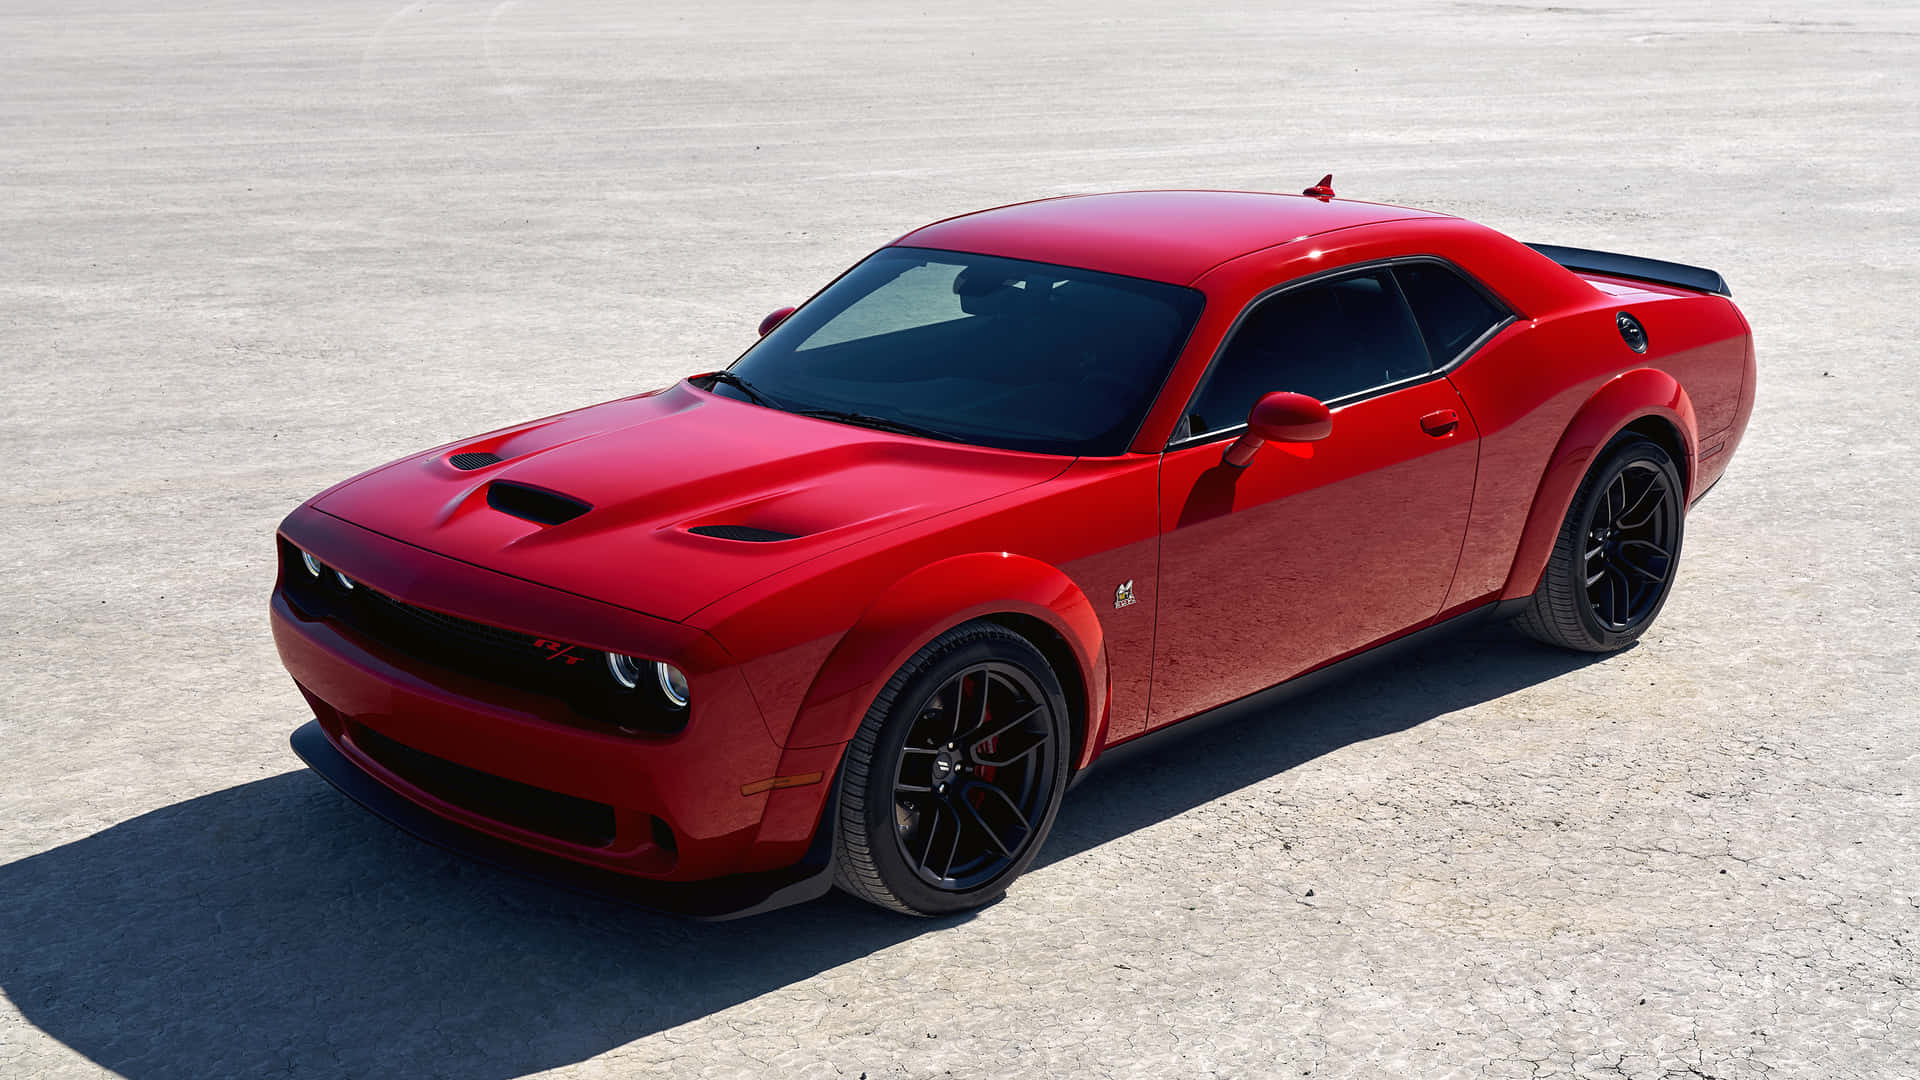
[0,624,1602,1079]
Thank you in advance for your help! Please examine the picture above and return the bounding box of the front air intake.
[450,451,502,470]
[486,481,591,526]
[687,524,799,542]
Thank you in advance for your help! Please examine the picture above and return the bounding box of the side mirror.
[1223,391,1332,467]
[758,306,797,337]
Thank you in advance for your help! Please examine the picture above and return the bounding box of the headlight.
[606,654,690,709]
[333,570,356,590]
[300,550,325,578]
[655,662,690,709]
[606,652,643,690]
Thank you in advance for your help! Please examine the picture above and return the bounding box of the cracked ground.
[2,1,1916,1077]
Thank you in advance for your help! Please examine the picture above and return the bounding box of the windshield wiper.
[793,409,962,444]
[704,373,960,443]
[701,370,786,410]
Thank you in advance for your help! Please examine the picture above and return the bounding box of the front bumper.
[290,720,834,919]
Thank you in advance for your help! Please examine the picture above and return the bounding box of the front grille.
[360,588,571,670]
[353,723,617,848]
[279,539,686,734]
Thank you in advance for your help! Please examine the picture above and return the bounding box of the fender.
[1501,368,1699,601]
[780,552,1107,763]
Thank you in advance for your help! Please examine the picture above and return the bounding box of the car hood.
[313,380,1071,622]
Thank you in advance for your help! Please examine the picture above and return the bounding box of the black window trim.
[1164,255,1519,450]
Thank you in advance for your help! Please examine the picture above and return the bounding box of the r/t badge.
[1114,580,1137,609]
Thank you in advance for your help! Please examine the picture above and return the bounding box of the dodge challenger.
[273,180,1755,917]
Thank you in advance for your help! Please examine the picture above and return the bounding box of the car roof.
[893,190,1451,285]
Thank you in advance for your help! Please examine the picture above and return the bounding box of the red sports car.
[275,181,1755,917]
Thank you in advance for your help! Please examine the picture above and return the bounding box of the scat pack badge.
[1113,580,1137,609]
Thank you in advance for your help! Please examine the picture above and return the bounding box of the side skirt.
[1069,599,1521,787]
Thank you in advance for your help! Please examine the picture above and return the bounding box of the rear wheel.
[1514,436,1685,652]
[833,622,1070,915]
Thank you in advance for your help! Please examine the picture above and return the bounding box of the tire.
[832,621,1072,916]
[1514,435,1686,652]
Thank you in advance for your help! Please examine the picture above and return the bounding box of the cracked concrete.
[2,0,1916,1077]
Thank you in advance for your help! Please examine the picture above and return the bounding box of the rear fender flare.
[1501,368,1698,600]
[782,553,1106,767]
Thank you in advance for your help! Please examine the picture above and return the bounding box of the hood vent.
[450,451,503,471]
[688,524,799,543]
[486,481,591,526]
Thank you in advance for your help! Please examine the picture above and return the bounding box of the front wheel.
[832,622,1071,916]
[1514,435,1686,652]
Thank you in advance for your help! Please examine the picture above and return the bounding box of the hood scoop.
[486,481,591,526]
[686,524,799,543]
[449,450,503,471]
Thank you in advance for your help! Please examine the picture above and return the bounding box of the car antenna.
[1302,174,1336,201]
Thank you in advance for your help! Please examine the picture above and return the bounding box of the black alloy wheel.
[1580,458,1679,632]
[1514,436,1687,652]
[834,622,1071,915]
[890,660,1057,890]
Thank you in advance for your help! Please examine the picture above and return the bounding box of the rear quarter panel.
[1443,282,1752,608]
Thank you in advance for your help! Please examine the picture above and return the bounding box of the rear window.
[1393,262,1510,364]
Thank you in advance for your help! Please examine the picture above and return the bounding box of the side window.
[1392,262,1509,365]
[1181,270,1430,438]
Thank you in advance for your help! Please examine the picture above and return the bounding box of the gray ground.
[2,1,1917,1077]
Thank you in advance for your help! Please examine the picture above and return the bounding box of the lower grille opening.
[649,815,678,854]
[353,724,617,849]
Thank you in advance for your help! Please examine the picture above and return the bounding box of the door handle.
[1420,409,1459,437]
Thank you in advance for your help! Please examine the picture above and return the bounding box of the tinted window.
[1393,262,1508,363]
[720,248,1204,456]
[1181,270,1429,438]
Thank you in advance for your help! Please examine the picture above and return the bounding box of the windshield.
[713,247,1205,456]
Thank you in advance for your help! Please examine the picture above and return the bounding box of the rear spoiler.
[1527,243,1731,297]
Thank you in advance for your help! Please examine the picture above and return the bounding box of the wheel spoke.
[958,787,1017,857]
[1620,538,1671,561]
[960,670,990,740]
[938,802,964,878]
[1605,564,1631,626]
[965,703,1044,749]
[937,676,966,740]
[973,780,1033,837]
[916,803,948,874]
[976,728,1048,768]
[1616,549,1668,583]
[1617,474,1665,529]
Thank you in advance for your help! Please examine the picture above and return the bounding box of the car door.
[1147,265,1490,730]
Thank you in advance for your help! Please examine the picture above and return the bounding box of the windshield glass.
[714,247,1204,456]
